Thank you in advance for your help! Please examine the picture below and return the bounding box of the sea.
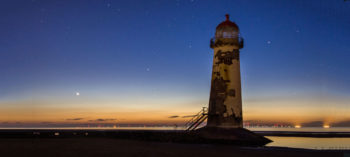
[1,126,349,150]
[248,127,350,150]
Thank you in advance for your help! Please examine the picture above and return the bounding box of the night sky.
[1,0,350,127]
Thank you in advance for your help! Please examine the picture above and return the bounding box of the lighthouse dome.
[215,14,239,39]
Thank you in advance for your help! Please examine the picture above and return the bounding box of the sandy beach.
[0,138,347,157]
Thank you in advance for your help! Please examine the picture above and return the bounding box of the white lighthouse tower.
[207,14,244,128]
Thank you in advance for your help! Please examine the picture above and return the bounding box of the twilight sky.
[0,0,350,127]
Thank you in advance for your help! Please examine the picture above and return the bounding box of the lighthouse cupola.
[211,14,243,49]
[215,14,239,38]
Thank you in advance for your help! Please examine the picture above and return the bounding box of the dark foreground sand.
[0,138,347,157]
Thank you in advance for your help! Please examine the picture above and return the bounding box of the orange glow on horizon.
[1,97,350,125]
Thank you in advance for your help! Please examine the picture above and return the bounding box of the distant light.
[54,132,60,136]
[295,125,301,128]
[76,92,80,96]
[323,125,330,128]
[146,68,150,72]
[267,40,272,44]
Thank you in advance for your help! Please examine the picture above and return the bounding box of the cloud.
[182,115,196,118]
[89,118,116,122]
[168,115,179,119]
[169,115,197,118]
[66,118,84,121]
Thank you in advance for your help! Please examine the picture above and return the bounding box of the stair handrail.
[184,107,207,127]
[186,114,207,131]
[184,107,208,131]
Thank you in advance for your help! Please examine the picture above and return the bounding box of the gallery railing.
[210,36,244,49]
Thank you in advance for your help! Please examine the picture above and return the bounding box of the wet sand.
[0,138,347,157]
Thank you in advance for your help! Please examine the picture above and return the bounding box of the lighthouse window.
[220,31,238,39]
[223,32,233,38]
[223,32,229,38]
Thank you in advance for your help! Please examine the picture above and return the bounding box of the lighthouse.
[194,15,271,146]
[207,14,244,128]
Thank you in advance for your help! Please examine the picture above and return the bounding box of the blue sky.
[0,0,349,125]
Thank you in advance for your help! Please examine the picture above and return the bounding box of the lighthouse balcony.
[210,36,244,49]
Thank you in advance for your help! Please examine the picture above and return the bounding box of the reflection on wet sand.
[267,136,350,150]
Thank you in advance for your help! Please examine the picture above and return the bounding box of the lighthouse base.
[193,126,272,146]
